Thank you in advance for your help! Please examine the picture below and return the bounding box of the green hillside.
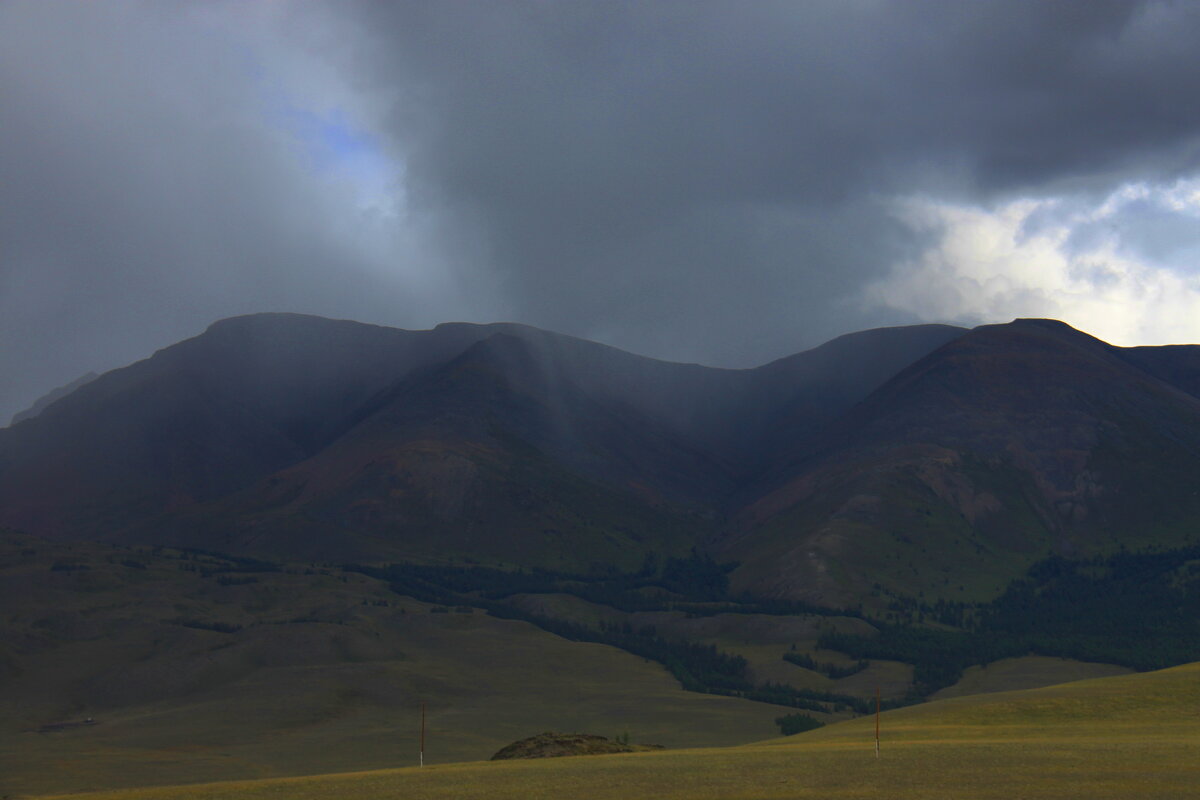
[0,533,785,798]
[33,662,1200,800]
[8,526,1196,797]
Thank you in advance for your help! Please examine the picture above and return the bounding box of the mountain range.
[5,312,1200,607]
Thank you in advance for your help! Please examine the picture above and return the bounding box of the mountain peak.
[1009,317,1081,331]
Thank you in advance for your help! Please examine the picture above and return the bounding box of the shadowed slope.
[9,371,98,426]
[723,319,1200,604]
[0,314,476,537]
[154,333,722,567]
[1117,342,1200,400]
[0,314,964,569]
[6,314,1200,608]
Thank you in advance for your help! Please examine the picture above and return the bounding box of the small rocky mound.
[490,732,663,760]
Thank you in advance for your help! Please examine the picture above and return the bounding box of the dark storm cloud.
[340,0,1200,363]
[5,1,1200,422]
[0,2,457,422]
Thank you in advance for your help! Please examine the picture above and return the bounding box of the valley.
[4,314,1200,797]
[0,532,782,796]
[27,662,1200,800]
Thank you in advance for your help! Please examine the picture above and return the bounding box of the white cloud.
[868,180,1200,345]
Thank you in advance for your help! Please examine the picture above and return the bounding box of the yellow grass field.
[34,661,1200,800]
[932,654,1133,699]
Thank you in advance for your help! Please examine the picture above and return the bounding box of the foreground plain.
[0,535,783,797]
[34,661,1200,800]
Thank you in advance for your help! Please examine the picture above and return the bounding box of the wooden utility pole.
[874,687,880,758]
[420,702,426,767]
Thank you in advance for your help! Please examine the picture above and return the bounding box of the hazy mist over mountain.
[7,1,1200,423]
[4,312,1200,610]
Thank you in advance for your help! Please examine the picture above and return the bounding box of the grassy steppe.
[932,654,1133,699]
[36,661,1200,800]
[0,535,784,797]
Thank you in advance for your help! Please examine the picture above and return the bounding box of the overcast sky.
[6,1,1200,422]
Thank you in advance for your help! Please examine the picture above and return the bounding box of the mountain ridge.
[4,312,1200,608]
[720,318,1200,603]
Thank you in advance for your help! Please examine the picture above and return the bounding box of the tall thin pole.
[874,687,880,758]
[420,702,426,767]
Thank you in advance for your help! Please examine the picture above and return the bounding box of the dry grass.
[32,661,1200,800]
[932,654,1133,700]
